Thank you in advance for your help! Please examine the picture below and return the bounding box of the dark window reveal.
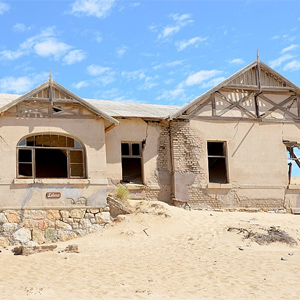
[121,142,142,184]
[207,141,228,184]
[17,134,85,179]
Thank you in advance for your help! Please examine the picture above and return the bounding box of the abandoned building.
[1,59,300,245]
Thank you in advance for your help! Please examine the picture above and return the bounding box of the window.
[207,141,228,183]
[121,142,142,184]
[17,134,85,179]
[285,141,300,184]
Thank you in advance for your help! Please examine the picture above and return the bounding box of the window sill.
[207,183,232,189]
[288,184,300,190]
[14,178,108,185]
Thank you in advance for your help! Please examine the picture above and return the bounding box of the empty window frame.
[121,142,142,184]
[207,141,228,184]
[285,142,300,184]
[17,134,86,179]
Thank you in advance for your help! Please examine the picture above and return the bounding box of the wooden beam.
[259,94,296,118]
[259,94,299,120]
[212,94,216,116]
[216,91,257,119]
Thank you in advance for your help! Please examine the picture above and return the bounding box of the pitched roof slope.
[171,60,300,119]
[0,93,180,119]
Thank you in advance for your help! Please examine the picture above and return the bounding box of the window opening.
[121,142,142,184]
[207,141,228,183]
[285,141,300,184]
[17,134,85,179]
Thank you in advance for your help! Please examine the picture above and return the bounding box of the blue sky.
[0,0,300,105]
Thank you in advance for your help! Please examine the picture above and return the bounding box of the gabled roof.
[0,78,119,126]
[171,60,300,119]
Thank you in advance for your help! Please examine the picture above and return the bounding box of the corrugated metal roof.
[0,93,180,119]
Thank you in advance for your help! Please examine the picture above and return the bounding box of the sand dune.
[1,201,300,300]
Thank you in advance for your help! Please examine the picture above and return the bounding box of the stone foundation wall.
[0,207,110,247]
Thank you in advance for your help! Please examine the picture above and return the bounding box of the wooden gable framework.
[0,74,119,128]
[172,60,300,122]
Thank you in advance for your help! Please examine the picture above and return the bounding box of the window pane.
[19,149,32,162]
[19,163,32,177]
[74,140,82,149]
[35,135,43,147]
[27,136,35,146]
[132,143,140,156]
[67,137,74,147]
[70,150,83,163]
[70,164,84,177]
[43,135,51,147]
[58,135,67,147]
[207,142,224,156]
[18,138,26,147]
[50,135,59,147]
[121,143,130,156]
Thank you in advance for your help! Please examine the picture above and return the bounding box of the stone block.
[46,210,61,220]
[70,209,86,219]
[32,229,46,244]
[95,212,110,224]
[0,213,7,224]
[60,210,70,218]
[2,223,18,233]
[45,228,57,242]
[57,230,77,242]
[55,220,72,231]
[84,213,94,219]
[90,208,100,214]
[12,227,32,244]
[6,212,20,223]
[38,220,49,230]
[79,218,92,228]
[0,237,9,248]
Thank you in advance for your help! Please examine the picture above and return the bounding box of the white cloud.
[283,60,300,71]
[158,13,193,39]
[72,80,89,89]
[200,76,226,89]
[280,44,298,54]
[70,0,116,18]
[0,2,9,14]
[87,64,111,76]
[156,86,185,101]
[269,54,293,68]
[0,73,48,94]
[0,27,84,64]
[122,70,145,80]
[13,23,32,33]
[63,49,86,64]
[130,2,140,7]
[185,70,223,86]
[153,60,183,70]
[34,38,71,59]
[176,36,208,51]
[229,58,244,64]
[116,45,128,57]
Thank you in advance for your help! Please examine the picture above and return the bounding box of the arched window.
[17,134,86,179]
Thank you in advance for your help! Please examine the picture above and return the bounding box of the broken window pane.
[19,163,32,177]
[19,149,32,163]
[132,143,140,156]
[207,142,224,156]
[26,136,35,146]
[121,143,130,156]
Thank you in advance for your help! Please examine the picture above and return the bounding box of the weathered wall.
[0,207,110,247]
[171,119,291,210]
[0,116,108,208]
[105,118,172,202]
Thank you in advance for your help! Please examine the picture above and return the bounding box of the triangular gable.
[0,78,119,127]
[172,60,300,122]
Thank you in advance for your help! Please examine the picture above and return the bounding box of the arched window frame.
[17,133,86,179]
